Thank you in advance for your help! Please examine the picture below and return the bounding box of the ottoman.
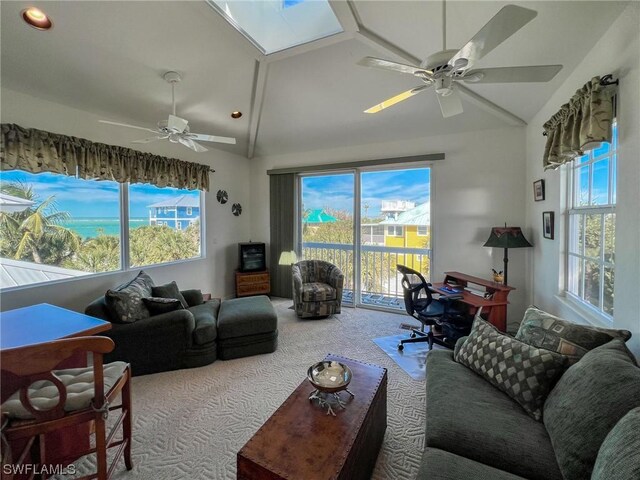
[217,295,278,360]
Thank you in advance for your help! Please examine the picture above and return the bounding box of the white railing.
[302,242,431,308]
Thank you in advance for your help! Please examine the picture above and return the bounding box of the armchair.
[292,260,344,318]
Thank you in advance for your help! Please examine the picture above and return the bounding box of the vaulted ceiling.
[0,1,627,158]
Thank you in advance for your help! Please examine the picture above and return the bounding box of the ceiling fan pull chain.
[172,82,176,116]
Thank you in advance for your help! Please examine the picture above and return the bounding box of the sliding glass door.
[298,166,431,311]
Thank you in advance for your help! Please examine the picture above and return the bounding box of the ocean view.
[61,218,148,239]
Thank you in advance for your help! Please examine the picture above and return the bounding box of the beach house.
[148,195,200,230]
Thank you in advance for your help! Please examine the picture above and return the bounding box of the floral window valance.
[543,76,617,170]
[0,124,211,191]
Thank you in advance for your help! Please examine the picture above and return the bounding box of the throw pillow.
[591,407,640,480]
[516,306,631,364]
[105,271,155,323]
[142,297,183,316]
[455,318,568,421]
[543,340,640,480]
[151,281,189,309]
[180,289,204,307]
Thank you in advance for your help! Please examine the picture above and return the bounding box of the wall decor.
[216,189,228,204]
[533,179,545,201]
[232,203,242,216]
[543,211,554,239]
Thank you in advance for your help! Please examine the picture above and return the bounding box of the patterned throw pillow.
[455,318,568,421]
[105,271,155,323]
[142,297,183,316]
[516,306,631,364]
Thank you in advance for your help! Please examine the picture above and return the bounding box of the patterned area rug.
[65,299,426,480]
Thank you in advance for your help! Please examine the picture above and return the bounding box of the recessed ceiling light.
[21,7,53,30]
[231,111,242,119]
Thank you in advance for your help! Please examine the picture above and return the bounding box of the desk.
[433,271,515,332]
[1,303,111,466]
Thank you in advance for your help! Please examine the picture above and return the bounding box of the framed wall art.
[534,179,545,201]
[543,211,554,239]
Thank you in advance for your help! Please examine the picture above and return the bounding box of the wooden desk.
[1,303,111,466]
[433,271,515,332]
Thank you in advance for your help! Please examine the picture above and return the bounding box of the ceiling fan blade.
[437,90,463,118]
[463,65,563,84]
[358,57,432,77]
[190,133,237,145]
[168,114,189,134]
[179,137,208,153]
[364,85,430,114]
[131,136,168,144]
[448,5,537,71]
[99,120,160,135]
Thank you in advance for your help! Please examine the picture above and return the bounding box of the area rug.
[373,333,447,381]
[63,299,426,480]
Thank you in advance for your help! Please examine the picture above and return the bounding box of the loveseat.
[418,308,640,480]
[86,288,220,376]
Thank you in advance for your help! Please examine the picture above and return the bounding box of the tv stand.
[236,270,270,297]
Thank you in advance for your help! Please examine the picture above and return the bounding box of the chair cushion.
[516,306,632,364]
[455,318,568,420]
[301,282,336,302]
[418,448,526,480]
[105,270,155,323]
[543,340,640,480]
[2,361,128,420]
[591,407,640,480]
[152,281,189,309]
[143,296,183,316]
[426,350,563,480]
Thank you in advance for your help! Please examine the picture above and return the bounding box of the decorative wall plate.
[232,203,242,216]
[216,190,228,204]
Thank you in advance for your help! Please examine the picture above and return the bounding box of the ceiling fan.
[99,71,236,153]
[358,2,563,118]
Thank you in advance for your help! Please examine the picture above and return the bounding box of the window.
[387,226,403,236]
[177,222,182,230]
[417,225,428,236]
[566,122,617,318]
[187,207,192,216]
[0,171,204,290]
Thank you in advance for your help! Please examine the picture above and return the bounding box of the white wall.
[0,88,251,312]
[525,2,640,355]
[250,126,529,330]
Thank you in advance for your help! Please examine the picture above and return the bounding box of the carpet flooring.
[70,299,427,480]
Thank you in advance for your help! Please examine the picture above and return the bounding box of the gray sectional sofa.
[419,339,640,480]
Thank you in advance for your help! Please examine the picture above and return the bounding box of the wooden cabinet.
[236,270,270,297]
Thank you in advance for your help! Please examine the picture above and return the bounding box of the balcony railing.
[302,241,431,310]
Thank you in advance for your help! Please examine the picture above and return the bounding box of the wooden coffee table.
[237,354,387,480]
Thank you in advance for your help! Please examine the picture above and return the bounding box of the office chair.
[397,264,464,351]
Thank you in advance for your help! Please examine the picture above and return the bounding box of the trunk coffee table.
[237,354,387,480]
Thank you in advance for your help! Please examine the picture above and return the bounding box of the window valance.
[0,124,211,191]
[542,76,617,170]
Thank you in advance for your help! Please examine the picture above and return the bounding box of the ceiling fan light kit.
[358,2,563,119]
[99,70,236,152]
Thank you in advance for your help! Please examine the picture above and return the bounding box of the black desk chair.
[397,264,464,351]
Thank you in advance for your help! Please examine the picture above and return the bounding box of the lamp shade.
[483,227,532,249]
[278,250,297,265]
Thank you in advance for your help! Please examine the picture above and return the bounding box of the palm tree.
[0,181,80,264]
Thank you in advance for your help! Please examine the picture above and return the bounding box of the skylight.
[207,0,343,55]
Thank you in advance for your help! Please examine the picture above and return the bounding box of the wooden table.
[432,271,515,332]
[1,303,111,465]
[237,354,387,480]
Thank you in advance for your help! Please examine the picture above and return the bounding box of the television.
[238,242,266,272]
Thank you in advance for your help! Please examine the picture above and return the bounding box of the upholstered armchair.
[292,260,344,318]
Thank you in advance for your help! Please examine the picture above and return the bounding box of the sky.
[0,170,199,218]
[302,168,431,218]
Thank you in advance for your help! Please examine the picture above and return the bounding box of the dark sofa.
[419,340,640,480]
[85,291,220,376]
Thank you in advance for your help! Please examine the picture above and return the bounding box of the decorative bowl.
[307,361,352,394]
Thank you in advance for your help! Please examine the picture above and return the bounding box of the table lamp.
[278,250,298,266]
[483,225,532,285]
